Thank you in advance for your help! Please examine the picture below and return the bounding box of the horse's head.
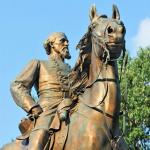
[74,4,126,84]
[89,5,126,62]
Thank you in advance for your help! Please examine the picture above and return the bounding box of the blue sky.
[0,0,150,147]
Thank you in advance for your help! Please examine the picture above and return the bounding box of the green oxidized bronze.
[2,5,128,150]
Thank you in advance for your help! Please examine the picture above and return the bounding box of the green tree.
[119,48,150,149]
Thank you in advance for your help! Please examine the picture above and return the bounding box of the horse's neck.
[87,56,120,129]
[88,53,119,85]
[89,53,120,105]
[85,52,120,116]
[86,51,102,86]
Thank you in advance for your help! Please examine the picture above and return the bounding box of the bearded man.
[10,32,72,150]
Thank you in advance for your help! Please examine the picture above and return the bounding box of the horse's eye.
[107,26,113,34]
[91,23,96,29]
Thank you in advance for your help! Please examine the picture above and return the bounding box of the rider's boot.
[28,129,49,150]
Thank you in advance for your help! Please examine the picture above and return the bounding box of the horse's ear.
[112,4,120,20]
[89,4,97,21]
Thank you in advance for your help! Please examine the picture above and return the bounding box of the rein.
[81,30,119,111]
[78,29,125,148]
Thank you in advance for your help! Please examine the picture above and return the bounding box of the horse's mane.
[69,14,108,97]
[70,14,108,76]
[69,31,92,98]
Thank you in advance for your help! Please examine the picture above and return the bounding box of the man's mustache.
[62,46,69,51]
[62,47,70,54]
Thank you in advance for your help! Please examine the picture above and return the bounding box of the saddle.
[17,98,77,149]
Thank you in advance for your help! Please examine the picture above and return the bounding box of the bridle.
[88,20,126,83]
[91,23,126,62]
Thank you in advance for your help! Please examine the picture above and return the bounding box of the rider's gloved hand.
[30,105,43,119]
[59,110,68,121]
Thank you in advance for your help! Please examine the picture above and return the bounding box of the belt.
[38,88,70,99]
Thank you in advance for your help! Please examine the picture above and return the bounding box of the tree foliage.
[119,48,150,149]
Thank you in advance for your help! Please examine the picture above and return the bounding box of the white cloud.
[132,18,150,51]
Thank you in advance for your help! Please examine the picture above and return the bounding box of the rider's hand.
[30,105,43,119]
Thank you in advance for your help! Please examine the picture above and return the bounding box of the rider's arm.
[10,59,40,113]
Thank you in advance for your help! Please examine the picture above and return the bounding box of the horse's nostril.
[107,26,114,34]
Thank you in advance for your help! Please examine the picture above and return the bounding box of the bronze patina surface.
[2,5,128,150]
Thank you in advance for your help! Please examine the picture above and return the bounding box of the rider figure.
[10,32,72,150]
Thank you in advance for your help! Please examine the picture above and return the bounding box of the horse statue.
[2,4,128,150]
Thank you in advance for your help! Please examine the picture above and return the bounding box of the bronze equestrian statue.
[2,4,128,150]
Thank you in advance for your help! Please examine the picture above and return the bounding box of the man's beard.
[61,47,71,59]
